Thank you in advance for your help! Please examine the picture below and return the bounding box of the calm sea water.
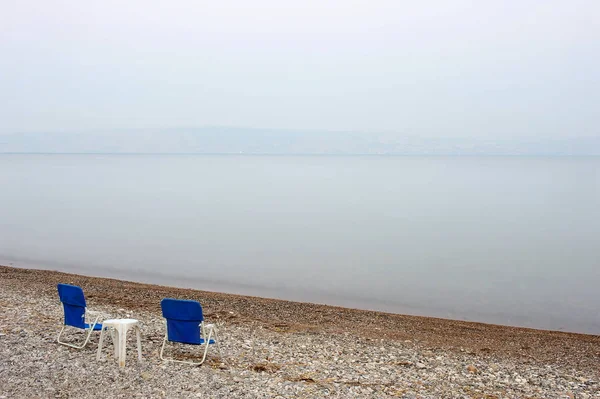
[1,154,598,333]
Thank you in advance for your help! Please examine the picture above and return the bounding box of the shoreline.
[2,265,599,398]
[2,265,599,366]
[2,258,595,336]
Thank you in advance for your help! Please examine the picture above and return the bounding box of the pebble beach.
[1,265,599,398]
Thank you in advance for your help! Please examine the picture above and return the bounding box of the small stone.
[467,365,479,374]
[415,362,426,369]
[140,372,151,380]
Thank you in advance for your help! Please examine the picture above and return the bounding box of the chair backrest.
[57,284,87,329]
[161,298,204,345]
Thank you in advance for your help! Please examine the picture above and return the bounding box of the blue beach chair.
[56,284,103,349]
[160,298,222,365]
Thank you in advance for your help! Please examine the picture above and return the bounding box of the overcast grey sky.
[1,0,598,139]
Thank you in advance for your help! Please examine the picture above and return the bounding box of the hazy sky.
[1,0,598,139]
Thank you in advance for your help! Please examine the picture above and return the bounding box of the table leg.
[136,326,142,362]
[96,327,106,361]
[113,329,119,360]
[118,326,127,368]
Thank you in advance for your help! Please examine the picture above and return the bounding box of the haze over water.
[1,154,598,334]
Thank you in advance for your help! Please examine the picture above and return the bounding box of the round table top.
[102,318,139,325]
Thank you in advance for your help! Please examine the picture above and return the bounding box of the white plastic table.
[96,319,142,368]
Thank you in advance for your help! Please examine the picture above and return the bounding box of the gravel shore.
[1,265,599,398]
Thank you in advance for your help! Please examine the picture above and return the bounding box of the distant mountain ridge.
[1,127,598,156]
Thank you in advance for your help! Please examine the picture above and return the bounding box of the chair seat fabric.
[85,323,103,330]
[58,284,88,329]
[161,298,214,345]
[169,337,216,345]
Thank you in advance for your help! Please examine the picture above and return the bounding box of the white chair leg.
[199,328,214,365]
[212,326,224,359]
[56,326,86,348]
[56,326,67,345]
[199,344,210,365]
[160,340,210,365]
[57,318,99,350]
[159,335,168,361]
[79,316,100,349]
[160,322,221,366]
